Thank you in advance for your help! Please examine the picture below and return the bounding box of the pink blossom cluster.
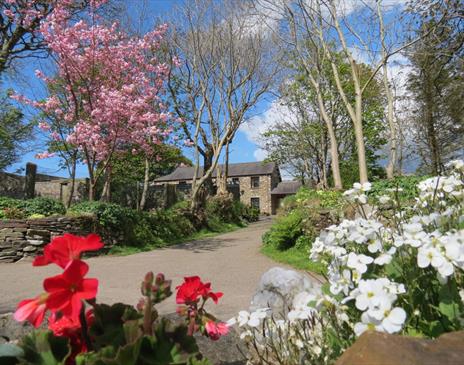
[13,0,173,164]
[3,0,51,29]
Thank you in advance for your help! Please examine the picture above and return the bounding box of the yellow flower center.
[367,292,374,298]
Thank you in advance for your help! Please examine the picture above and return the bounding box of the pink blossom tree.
[14,1,174,201]
[0,0,99,73]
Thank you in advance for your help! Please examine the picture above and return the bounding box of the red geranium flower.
[48,312,81,337]
[44,260,98,321]
[205,321,229,341]
[14,293,49,327]
[48,311,94,363]
[34,234,103,268]
[176,276,223,305]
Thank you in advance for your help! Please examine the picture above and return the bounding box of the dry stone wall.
[0,216,115,263]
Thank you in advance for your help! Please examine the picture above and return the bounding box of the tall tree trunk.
[378,2,397,180]
[139,157,150,211]
[66,154,77,209]
[424,88,441,175]
[354,91,369,183]
[202,148,214,196]
[100,164,112,202]
[216,140,230,195]
[191,150,213,211]
[383,65,398,179]
[316,92,343,189]
[87,169,95,201]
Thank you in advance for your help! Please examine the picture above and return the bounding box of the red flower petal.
[43,276,69,293]
[78,278,98,300]
[14,295,48,328]
[62,259,89,282]
[44,260,98,321]
[33,234,104,268]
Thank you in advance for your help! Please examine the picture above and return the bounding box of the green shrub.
[294,187,344,210]
[69,201,135,229]
[69,200,233,248]
[0,197,23,210]
[23,197,66,217]
[240,204,260,222]
[28,213,46,220]
[371,175,428,202]
[205,194,241,224]
[262,210,304,250]
[205,194,259,226]
[2,206,26,219]
[294,234,312,250]
[151,208,196,241]
[263,187,347,257]
[0,196,65,219]
[69,201,139,245]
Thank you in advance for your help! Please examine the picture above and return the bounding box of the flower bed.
[1,234,229,364]
[231,160,464,364]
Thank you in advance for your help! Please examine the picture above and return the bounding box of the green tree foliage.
[406,5,464,174]
[109,145,191,208]
[262,53,386,188]
[0,92,32,170]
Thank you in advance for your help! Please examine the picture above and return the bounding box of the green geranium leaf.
[20,330,71,365]
[90,303,142,350]
[0,343,24,358]
[187,358,212,365]
[76,319,204,365]
[0,343,23,365]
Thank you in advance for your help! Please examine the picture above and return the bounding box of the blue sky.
[4,0,412,178]
[4,0,268,177]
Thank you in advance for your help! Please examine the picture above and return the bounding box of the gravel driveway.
[0,218,280,320]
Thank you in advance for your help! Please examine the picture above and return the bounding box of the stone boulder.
[250,267,321,314]
[336,330,464,365]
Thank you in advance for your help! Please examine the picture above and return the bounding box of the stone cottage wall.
[0,168,88,204]
[0,172,25,199]
[239,175,272,214]
[0,216,118,263]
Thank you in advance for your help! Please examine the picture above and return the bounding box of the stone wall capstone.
[0,216,115,263]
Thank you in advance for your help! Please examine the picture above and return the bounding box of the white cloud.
[240,100,298,161]
[253,148,268,161]
[337,0,409,14]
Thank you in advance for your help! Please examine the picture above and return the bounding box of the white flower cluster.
[416,160,464,210]
[346,278,406,336]
[311,218,397,295]
[308,160,464,337]
[343,182,372,204]
[233,160,464,359]
[415,228,464,280]
[308,217,407,336]
[229,287,349,364]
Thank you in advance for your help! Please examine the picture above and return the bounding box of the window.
[232,177,240,185]
[251,176,260,189]
[251,197,260,211]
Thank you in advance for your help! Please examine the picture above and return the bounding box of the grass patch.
[261,244,326,275]
[108,222,244,256]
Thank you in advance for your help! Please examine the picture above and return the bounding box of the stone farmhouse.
[154,162,301,214]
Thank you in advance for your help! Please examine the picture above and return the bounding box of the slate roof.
[154,161,277,182]
[271,181,302,195]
